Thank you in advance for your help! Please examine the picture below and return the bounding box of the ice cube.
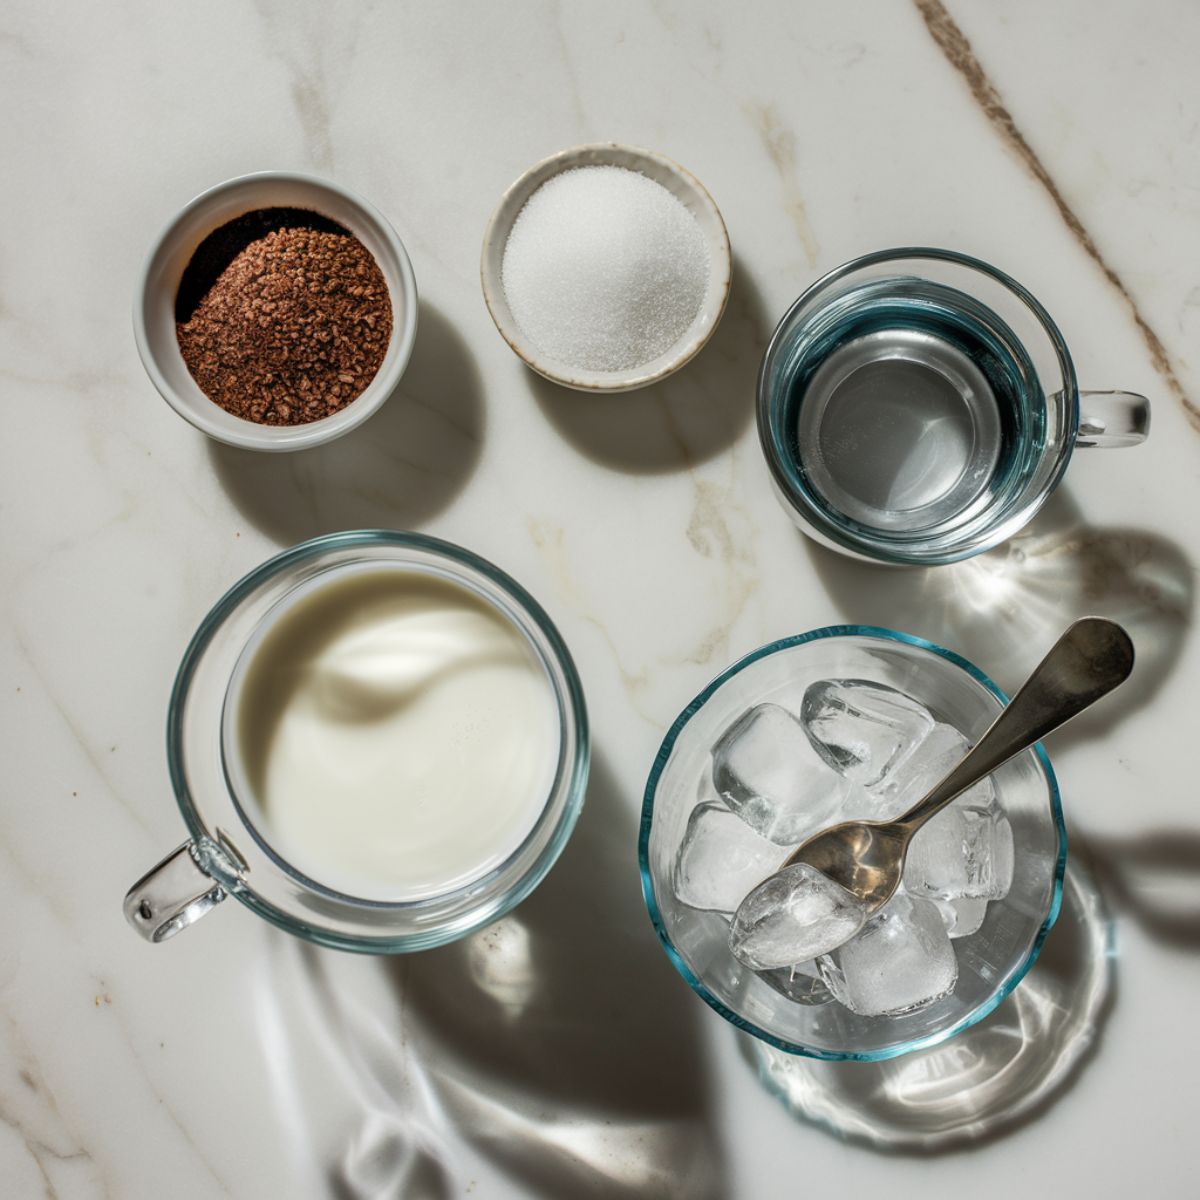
[818,890,958,1016]
[931,896,989,939]
[729,863,867,970]
[712,704,851,844]
[904,797,1014,900]
[801,679,935,788]
[758,960,833,1005]
[673,802,789,913]
[873,722,995,818]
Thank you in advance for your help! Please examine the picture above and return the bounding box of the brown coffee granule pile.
[175,207,393,426]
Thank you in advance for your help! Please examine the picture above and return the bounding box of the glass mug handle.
[124,842,226,942]
[1077,389,1150,448]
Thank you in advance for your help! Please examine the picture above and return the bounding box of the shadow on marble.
[803,488,1194,753]
[1083,829,1200,953]
[387,751,727,1199]
[529,253,767,474]
[209,302,484,542]
[742,855,1114,1155]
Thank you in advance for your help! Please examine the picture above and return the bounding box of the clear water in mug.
[780,278,1045,536]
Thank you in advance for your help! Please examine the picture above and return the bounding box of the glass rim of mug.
[161,529,590,952]
[638,623,1067,1062]
[757,247,1079,566]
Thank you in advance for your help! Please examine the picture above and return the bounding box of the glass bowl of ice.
[639,625,1066,1061]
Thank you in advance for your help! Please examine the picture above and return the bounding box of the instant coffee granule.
[175,208,393,425]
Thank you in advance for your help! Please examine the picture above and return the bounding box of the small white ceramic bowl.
[135,171,419,452]
[481,143,732,393]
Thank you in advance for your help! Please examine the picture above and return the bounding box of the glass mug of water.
[757,248,1150,565]
[123,531,589,951]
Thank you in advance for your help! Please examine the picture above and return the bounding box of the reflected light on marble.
[464,917,537,1019]
[254,939,453,1199]
[429,1068,717,1197]
[379,760,727,1198]
[253,895,722,1198]
[398,897,724,1199]
[745,861,1112,1150]
[944,544,1026,610]
[815,495,1193,720]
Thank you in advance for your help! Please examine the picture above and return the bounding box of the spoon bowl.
[787,820,910,914]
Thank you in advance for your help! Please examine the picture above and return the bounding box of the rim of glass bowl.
[755,247,1080,566]
[638,624,1067,1062]
[167,529,590,953]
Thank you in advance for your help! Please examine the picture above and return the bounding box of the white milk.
[226,564,561,901]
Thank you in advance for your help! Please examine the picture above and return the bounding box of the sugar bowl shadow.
[804,488,1194,754]
[528,253,768,474]
[210,301,483,542]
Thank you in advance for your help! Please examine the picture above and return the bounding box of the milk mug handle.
[124,842,226,942]
[1077,389,1150,448]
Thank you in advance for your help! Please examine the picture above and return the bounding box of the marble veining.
[915,0,1198,430]
[746,103,821,269]
[2,2,1198,1197]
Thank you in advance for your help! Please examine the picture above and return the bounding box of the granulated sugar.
[501,166,710,373]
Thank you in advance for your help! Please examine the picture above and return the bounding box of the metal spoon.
[780,617,1134,916]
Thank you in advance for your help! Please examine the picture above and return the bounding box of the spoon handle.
[899,617,1135,831]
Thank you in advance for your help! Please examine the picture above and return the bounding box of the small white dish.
[481,143,732,393]
[134,171,419,452]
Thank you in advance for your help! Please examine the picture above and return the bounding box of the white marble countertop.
[3,1,1199,1196]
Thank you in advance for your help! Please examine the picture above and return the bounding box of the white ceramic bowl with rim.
[134,171,419,452]
[481,143,732,393]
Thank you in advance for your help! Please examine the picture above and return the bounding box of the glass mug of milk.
[124,531,589,950]
[758,247,1150,565]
